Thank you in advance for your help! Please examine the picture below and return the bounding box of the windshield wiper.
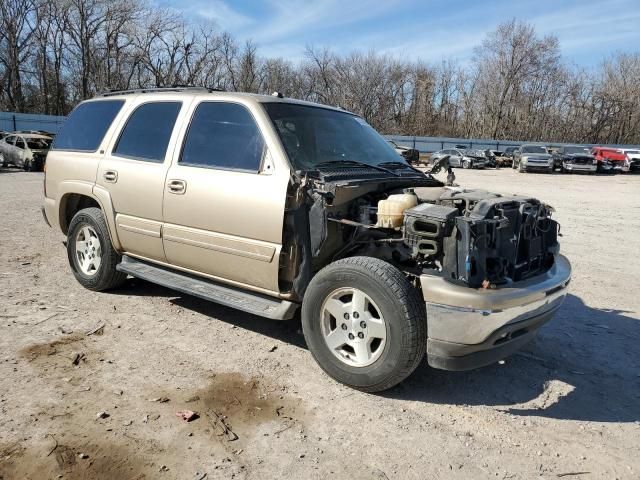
[315,160,400,176]
[377,161,414,168]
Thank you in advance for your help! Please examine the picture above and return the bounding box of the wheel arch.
[57,182,122,251]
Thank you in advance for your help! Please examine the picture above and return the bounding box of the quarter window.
[180,102,265,172]
[52,100,124,152]
[113,101,182,162]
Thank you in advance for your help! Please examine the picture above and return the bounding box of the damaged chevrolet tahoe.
[42,87,571,392]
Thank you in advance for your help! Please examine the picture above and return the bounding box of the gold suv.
[43,87,571,391]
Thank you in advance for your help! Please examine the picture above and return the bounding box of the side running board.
[116,256,298,320]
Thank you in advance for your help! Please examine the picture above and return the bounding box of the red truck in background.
[590,147,630,173]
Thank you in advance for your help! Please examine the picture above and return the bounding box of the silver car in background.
[0,133,52,171]
[513,144,554,173]
[430,148,486,169]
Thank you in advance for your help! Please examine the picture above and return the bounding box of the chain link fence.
[0,112,66,135]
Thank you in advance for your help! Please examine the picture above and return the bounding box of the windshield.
[564,146,589,154]
[522,145,547,154]
[26,138,52,149]
[263,103,406,170]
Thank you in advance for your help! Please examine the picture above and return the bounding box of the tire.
[24,159,37,172]
[67,207,127,291]
[0,153,7,168]
[301,256,427,392]
[518,161,525,173]
[462,159,471,169]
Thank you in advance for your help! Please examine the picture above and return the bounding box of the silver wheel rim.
[75,225,102,276]
[320,287,387,367]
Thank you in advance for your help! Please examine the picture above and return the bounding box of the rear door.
[449,149,462,166]
[162,99,289,293]
[96,96,188,262]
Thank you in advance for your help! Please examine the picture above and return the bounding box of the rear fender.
[56,181,122,251]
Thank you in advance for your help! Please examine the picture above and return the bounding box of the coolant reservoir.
[376,193,418,228]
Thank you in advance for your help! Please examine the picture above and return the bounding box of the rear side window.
[180,102,265,172]
[113,102,182,162]
[52,100,124,152]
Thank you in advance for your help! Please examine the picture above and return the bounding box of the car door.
[96,97,188,262]
[13,136,27,167]
[162,99,290,293]
[449,149,462,167]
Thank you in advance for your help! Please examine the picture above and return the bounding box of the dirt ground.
[1,167,639,480]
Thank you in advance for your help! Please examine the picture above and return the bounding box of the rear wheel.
[23,159,38,172]
[67,207,127,291]
[302,257,426,392]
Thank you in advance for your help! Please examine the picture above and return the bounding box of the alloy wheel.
[320,287,387,367]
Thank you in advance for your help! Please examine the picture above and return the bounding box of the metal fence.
[0,112,66,135]
[384,135,640,153]
[2,111,639,152]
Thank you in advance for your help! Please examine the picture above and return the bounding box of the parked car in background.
[591,147,628,173]
[484,149,512,168]
[503,146,518,161]
[619,148,640,172]
[513,144,554,173]
[0,132,52,171]
[0,131,10,140]
[388,140,420,164]
[552,145,596,174]
[430,148,486,169]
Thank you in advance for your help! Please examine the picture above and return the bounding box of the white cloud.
[246,0,403,44]
[188,0,254,30]
[174,0,640,65]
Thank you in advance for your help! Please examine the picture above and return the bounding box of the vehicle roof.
[88,89,350,115]
[11,133,52,140]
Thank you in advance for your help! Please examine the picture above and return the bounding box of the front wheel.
[518,161,525,173]
[462,159,471,169]
[67,207,127,291]
[302,257,427,392]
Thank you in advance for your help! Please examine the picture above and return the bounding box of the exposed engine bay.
[282,168,560,295]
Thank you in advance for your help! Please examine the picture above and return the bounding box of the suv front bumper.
[419,255,571,371]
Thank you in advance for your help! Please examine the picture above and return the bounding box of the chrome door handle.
[103,170,118,183]
[167,179,187,194]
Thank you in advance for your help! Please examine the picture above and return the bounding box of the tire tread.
[303,256,427,392]
[67,207,127,291]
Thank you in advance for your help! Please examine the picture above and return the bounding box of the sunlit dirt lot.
[1,168,639,479]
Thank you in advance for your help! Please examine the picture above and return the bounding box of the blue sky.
[157,0,640,66]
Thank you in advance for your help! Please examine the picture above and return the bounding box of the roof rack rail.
[99,86,225,97]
